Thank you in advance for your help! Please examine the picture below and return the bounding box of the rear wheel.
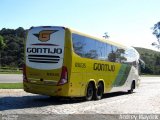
[85,83,94,101]
[94,82,104,100]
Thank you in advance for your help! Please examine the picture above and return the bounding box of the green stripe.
[113,64,131,87]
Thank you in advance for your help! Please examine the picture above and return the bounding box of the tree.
[0,35,5,67]
[152,21,160,49]
[0,35,5,50]
[0,27,25,67]
[103,32,110,39]
[15,27,25,38]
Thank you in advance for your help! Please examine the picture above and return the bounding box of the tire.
[85,83,94,101]
[94,82,104,100]
[128,81,134,94]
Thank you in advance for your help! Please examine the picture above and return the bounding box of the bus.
[23,26,140,100]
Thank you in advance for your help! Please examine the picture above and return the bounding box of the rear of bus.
[23,26,70,97]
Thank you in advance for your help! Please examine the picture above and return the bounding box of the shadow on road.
[0,92,130,111]
[103,91,131,98]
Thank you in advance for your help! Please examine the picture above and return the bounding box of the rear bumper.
[23,82,69,97]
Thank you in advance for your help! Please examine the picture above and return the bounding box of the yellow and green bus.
[23,26,140,100]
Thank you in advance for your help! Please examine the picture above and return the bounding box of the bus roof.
[68,28,127,49]
[29,26,128,50]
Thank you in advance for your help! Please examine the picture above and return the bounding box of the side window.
[108,45,116,62]
[112,46,118,62]
[72,33,131,64]
[106,44,112,61]
[102,42,107,60]
[72,34,85,57]
[84,38,98,59]
[116,48,126,63]
[124,48,136,65]
[97,41,105,60]
[72,34,99,59]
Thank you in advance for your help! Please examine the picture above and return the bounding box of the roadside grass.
[0,71,22,74]
[0,67,22,74]
[141,75,160,77]
[0,83,23,89]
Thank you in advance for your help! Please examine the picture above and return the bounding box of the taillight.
[23,64,28,82]
[57,66,68,85]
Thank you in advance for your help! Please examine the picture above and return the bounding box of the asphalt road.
[0,74,22,83]
[0,77,160,119]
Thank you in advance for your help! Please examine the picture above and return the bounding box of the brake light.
[23,64,28,82]
[57,66,68,85]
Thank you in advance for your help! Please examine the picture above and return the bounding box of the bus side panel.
[104,62,122,93]
[110,64,139,92]
[109,64,131,92]
[126,66,139,89]
[67,51,86,97]
[69,53,123,97]
[112,64,132,87]
[68,73,84,97]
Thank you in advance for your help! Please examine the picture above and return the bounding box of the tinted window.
[72,34,85,57]
[72,33,138,65]
[97,41,107,60]
[83,37,98,59]
[124,48,139,67]
[72,34,105,60]
[115,48,126,63]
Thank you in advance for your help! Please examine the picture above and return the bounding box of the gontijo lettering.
[27,48,62,54]
[93,63,115,72]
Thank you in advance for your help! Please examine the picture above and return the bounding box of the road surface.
[0,77,160,119]
[0,74,22,83]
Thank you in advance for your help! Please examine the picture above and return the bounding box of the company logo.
[33,30,58,42]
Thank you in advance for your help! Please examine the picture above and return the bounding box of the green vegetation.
[0,27,25,68]
[0,83,23,89]
[135,47,160,75]
[141,75,160,77]
[152,21,160,49]
[0,71,22,74]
